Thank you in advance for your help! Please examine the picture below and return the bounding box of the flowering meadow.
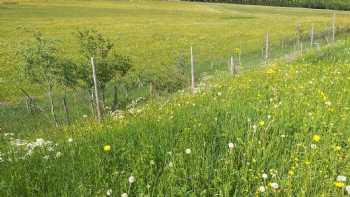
[1,39,350,196]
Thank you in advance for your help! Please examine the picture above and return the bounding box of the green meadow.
[1,37,350,196]
[1,1,350,196]
[1,0,350,102]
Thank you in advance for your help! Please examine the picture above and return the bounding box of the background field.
[185,0,350,11]
[1,0,350,102]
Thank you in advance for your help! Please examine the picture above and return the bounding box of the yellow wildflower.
[312,134,320,142]
[335,181,345,188]
[259,121,265,126]
[103,145,111,152]
[288,170,294,176]
[335,146,341,151]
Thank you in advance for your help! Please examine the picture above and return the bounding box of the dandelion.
[55,152,63,158]
[345,185,350,195]
[335,145,342,151]
[312,134,320,142]
[336,175,347,182]
[103,145,111,152]
[217,92,222,96]
[128,176,135,184]
[185,148,191,154]
[121,193,128,197]
[228,142,235,150]
[270,182,279,190]
[262,173,268,180]
[67,138,73,143]
[258,186,266,193]
[335,181,345,188]
[288,170,294,176]
[106,189,112,196]
[259,120,265,126]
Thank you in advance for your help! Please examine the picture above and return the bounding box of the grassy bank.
[1,38,350,196]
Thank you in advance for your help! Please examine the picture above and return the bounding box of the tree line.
[183,0,350,11]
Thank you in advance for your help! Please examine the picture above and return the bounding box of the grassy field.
[1,37,350,196]
[1,0,350,102]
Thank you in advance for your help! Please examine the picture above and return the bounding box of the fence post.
[190,46,195,93]
[91,57,101,122]
[265,32,269,65]
[332,13,336,43]
[230,56,234,75]
[310,24,314,47]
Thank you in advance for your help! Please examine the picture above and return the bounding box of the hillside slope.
[1,40,350,196]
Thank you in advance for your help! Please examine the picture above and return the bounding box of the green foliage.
[18,31,78,89]
[76,29,132,89]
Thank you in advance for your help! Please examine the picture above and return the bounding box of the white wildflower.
[271,182,279,190]
[262,173,268,180]
[185,148,191,154]
[258,186,266,193]
[337,175,347,182]
[228,142,235,150]
[310,144,317,149]
[106,189,112,196]
[345,185,350,195]
[55,152,63,158]
[121,193,128,197]
[128,176,135,184]
[67,138,73,143]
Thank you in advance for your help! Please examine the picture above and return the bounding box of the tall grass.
[1,39,350,196]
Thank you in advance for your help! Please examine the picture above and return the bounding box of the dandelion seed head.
[258,186,266,193]
[121,193,128,197]
[128,176,135,184]
[106,189,112,196]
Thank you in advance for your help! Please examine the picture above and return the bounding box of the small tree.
[18,32,66,127]
[76,29,132,115]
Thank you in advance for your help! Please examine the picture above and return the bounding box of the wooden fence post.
[265,32,269,65]
[332,13,336,43]
[190,46,195,93]
[310,24,314,47]
[91,57,101,122]
[230,56,234,75]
